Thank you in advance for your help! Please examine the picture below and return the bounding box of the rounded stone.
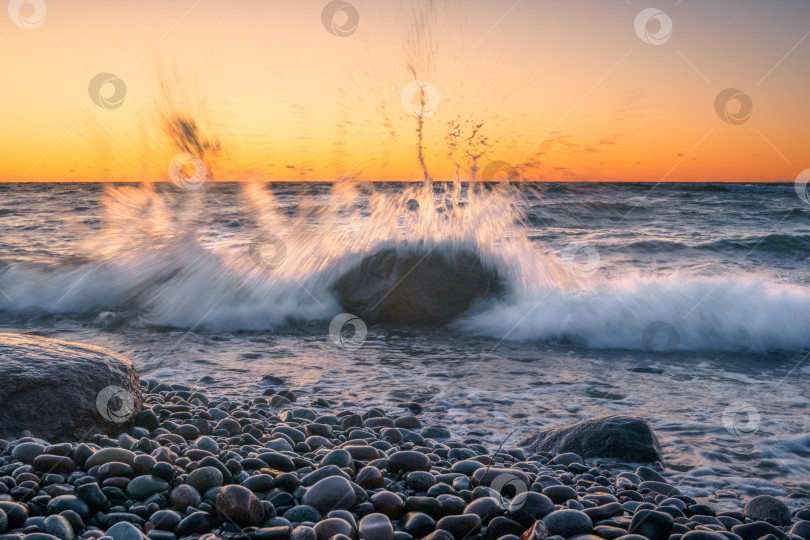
[148,509,182,531]
[627,509,674,540]
[169,484,202,510]
[105,521,149,540]
[43,514,74,540]
[0,502,29,529]
[283,505,322,523]
[216,484,264,526]
[33,455,77,475]
[46,496,90,521]
[126,476,169,501]
[355,466,384,490]
[370,491,405,519]
[508,492,555,526]
[301,476,357,515]
[405,471,436,492]
[402,512,435,538]
[744,495,791,526]
[313,517,356,540]
[436,514,482,539]
[187,466,224,494]
[358,513,395,540]
[85,448,136,468]
[542,485,578,504]
[322,449,353,469]
[292,525,318,540]
[542,509,594,538]
[387,451,431,474]
[464,497,504,524]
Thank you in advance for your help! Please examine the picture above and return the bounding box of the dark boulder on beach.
[331,245,504,324]
[518,414,664,463]
[0,333,142,441]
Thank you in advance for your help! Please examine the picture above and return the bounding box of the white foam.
[460,274,810,352]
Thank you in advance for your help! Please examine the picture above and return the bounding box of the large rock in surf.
[0,333,142,441]
[332,245,504,324]
[518,414,664,463]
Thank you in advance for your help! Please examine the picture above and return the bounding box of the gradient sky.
[1,0,808,182]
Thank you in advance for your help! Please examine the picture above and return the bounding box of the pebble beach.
[1,380,809,540]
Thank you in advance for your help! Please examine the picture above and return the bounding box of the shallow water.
[1,181,809,504]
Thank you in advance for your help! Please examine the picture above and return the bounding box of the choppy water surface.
[0,181,808,505]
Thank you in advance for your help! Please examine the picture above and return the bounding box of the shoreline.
[1,379,808,540]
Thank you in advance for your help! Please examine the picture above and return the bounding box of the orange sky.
[1,0,808,183]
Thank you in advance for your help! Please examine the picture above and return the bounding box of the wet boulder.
[332,245,504,324]
[0,333,142,441]
[518,414,664,463]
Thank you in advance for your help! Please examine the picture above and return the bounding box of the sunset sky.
[1,0,808,183]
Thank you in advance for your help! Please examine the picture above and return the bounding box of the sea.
[1,180,808,506]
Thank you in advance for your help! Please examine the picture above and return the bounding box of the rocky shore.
[1,379,809,540]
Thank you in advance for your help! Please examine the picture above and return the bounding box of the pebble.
[105,522,148,540]
[628,509,674,540]
[436,513,482,538]
[42,515,73,540]
[542,509,594,538]
[301,476,356,515]
[125,476,169,501]
[215,485,264,526]
[744,495,791,526]
[186,467,223,494]
[312,517,355,540]
[358,513,395,540]
[387,451,431,474]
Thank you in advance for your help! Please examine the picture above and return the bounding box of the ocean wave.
[459,274,810,352]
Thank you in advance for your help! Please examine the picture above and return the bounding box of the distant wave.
[621,234,810,254]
